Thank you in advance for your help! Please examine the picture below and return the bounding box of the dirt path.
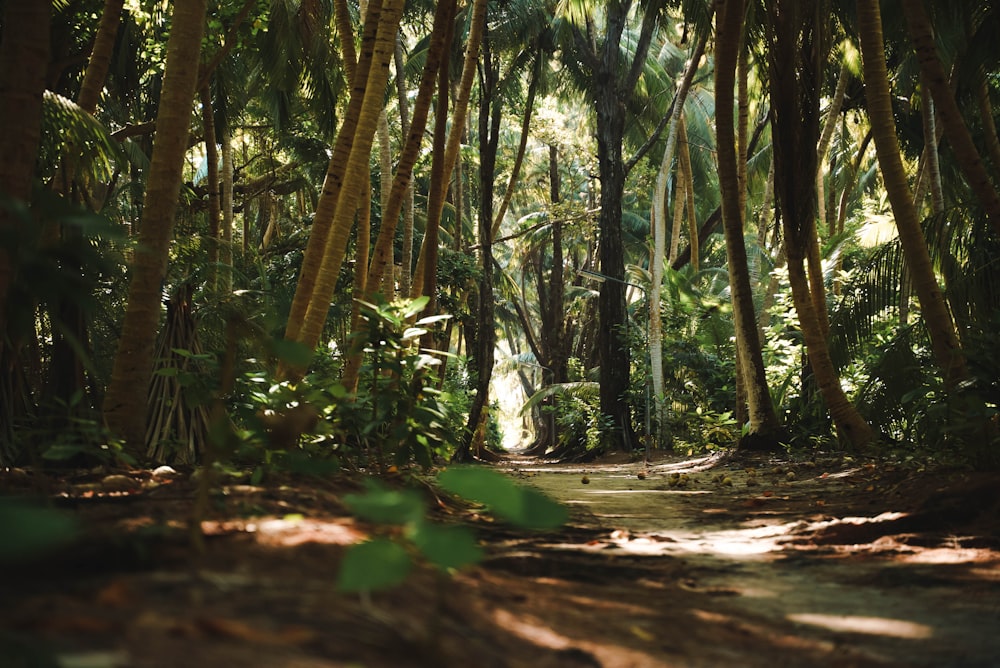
[505,452,1000,667]
[2,453,999,667]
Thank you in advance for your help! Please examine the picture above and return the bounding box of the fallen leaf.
[630,625,655,641]
[95,580,133,608]
[196,616,316,646]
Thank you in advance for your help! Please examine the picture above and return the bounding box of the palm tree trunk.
[678,117,699,272]
[292,0,407,357]
[737,43,749,222]
[667,179,685,265]
[349,183,372,335]
[338,0,457,392]
[103,0,208,451]
[817,61,850,234]
[393,34,413,296]
[650,29,708,441]
[717,0,782,446]
[977,74,1000,176]
[901,0,1000,237]
[857,0,968,389]
[365,0,457,301]
[757,159,781,334]
[490,56,541,241]
[455,20,500,462]
[836,129,873,235]
[411,0,488,309]
[768,0,872,448]
[283,0,385,345]
[77,0,124,114]
[0,0,51,459]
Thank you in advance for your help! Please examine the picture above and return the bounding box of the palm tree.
[364,0,459,302]
[0,0,52,459]
[766,0,872,448]
[567,0,667,451]
[103,0,209,451]
[410,0,488,312]
[649,24,710,442]
[76,0,124,114]
[855,0,968,389]
[283,0,408,361]
[716,0,782,448]
[281,0,386,349]
[900,0,1000,238]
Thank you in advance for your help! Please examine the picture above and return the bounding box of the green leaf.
[337,538,412,592]
[344,482,426,525]
[437,467,568,530]
[0,501,78,562]
[401,296,430,319]
[409,523,483,571]
[402,327,427,341]
[41,443,86,460]
[414,314,452,327]
[279,451,341,477]
[269,339,313,367]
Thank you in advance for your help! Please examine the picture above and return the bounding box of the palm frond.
[520,381,599,415]
[39,91,127,185]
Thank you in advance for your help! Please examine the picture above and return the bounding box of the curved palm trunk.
[901,0,1000,237]
[393,35,414,296]
[856,0,968,388]
[293,0,408,357]
[678,117,699,273]
[768,0,872,448]
[282,0,385,346]
[103,0,208,450]
[717,0,782,446]
[817,61,850,234]
[410,0,488,309]
[490,55,541,241]
[649,29,709,443]
[340,0,457,393]
[364,0,457,301]
[77,0,124,114]
[408,41,451,302]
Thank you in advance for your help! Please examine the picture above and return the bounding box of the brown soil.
[2,450,999,667]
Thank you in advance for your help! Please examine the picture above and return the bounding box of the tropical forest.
[1,0,1000,665]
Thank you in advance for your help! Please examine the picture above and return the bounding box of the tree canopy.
[1,0,999,470]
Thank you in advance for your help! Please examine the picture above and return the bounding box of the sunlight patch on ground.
[806,511,908,529]
[201,517,365,547]
[492,608,573,650]
[898,547,1000,565]
[601,521,808,558]
[582,489,711,496]
[492,608,667,667]
[787,613,933,639]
